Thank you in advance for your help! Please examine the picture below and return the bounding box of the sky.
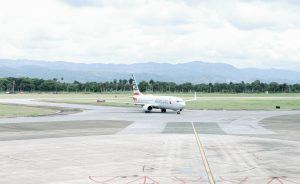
[0,0,300,70]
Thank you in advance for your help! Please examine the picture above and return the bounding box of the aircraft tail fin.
[131,75,142,95]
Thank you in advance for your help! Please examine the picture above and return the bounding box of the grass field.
[1,92,300,110]
[187,99,300,110]
[0,104,59,118]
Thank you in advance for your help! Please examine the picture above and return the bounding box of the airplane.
[130,75,196,114]
[97,75,197,114]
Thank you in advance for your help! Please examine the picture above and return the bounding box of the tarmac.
[0,98,299,184]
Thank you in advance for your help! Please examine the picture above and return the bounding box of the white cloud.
[0,0,300,70]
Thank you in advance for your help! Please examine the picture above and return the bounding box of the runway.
[0,98,299,183]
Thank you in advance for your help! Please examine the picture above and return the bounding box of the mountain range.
[0,59,299,83]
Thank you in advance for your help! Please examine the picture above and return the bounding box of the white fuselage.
[133,94,186,111]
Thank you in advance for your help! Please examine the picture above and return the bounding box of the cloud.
[61,0,100,7]
[225,1,300,30]
[0,0,299,71]
[63,0,103,7]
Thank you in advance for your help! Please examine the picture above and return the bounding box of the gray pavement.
[0,98,299,184]
[0,98,297,135]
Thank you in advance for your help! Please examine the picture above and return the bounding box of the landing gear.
[143,105,153,113]
[177,111,181,114]
[161,109,166,113]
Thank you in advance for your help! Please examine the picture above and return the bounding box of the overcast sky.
[0,0,300,70]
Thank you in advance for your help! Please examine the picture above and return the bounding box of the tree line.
[0,77,299,93]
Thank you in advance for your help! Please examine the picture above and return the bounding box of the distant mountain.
[0,59,299,83]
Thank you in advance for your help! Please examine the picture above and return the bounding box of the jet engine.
[142,104,153,112]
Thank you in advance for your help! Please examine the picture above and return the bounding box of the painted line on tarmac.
[191,122,215,184]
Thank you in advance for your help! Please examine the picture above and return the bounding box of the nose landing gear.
[177,109,183,114]
[161,109,166,113]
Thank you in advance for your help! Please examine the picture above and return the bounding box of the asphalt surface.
[0,98,299,184]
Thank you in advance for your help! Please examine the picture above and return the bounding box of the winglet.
[184,92,197,102]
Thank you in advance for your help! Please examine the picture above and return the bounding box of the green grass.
[0,104,59,118]
[186,99,300,110]
[1,92,300,110]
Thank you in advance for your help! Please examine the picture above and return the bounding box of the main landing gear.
[160,109,182,114]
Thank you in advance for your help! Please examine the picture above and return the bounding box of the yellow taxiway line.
[191,122,215,184]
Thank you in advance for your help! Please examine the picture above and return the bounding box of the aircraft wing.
[97,99,132,104]
[96,98,151,106]
[185,92,197,102]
